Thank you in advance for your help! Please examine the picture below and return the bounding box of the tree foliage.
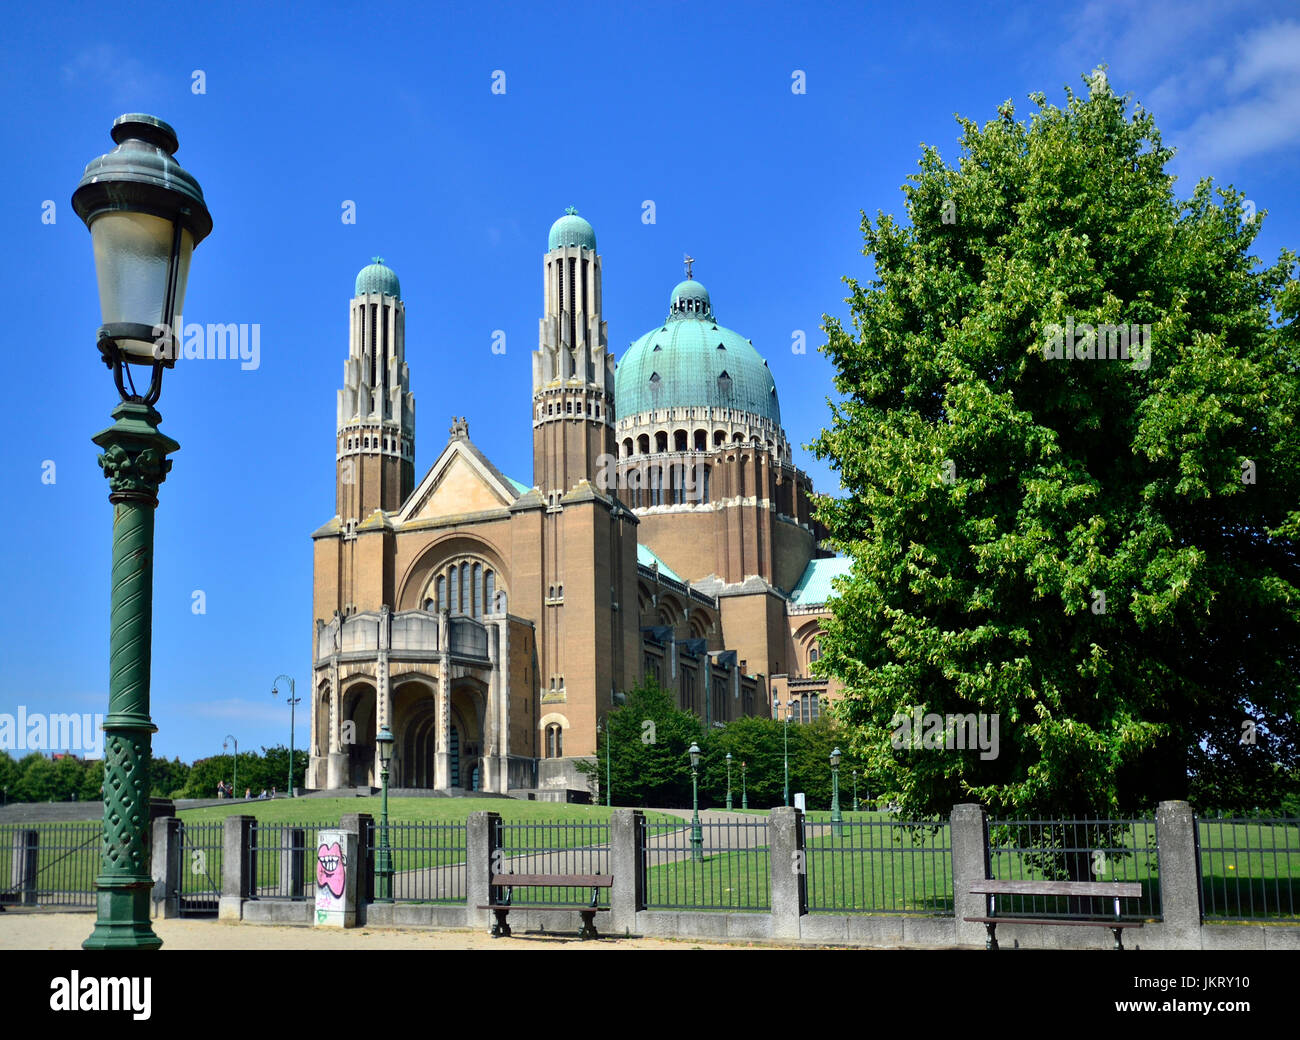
[811,71,1300,817]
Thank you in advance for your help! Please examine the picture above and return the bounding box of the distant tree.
[812,71,1300,818]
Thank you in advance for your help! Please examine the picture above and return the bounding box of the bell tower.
[532,208,615,495]
[337,258,415,523]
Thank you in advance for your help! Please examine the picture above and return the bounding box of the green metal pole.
[84,400,177,950]
[741,761,747,810]
[690,767,703,862]
[377,761,392,902]
[831,763,843,834]
[725,755,732,811]
[852,770,858,813]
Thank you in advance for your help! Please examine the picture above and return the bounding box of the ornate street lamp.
[75,114,211,951]
[271,675,301,796]
[852,768,859,813]
[830,747,843,835]
[725,751,733,811]
[688,741,703,862]
[741,759,748,811]
[223,735,238,798]
[375,725,394,902]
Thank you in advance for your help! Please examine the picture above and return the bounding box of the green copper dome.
[355,257,401,298]
[616,279,781,426]
[548,207,596,251]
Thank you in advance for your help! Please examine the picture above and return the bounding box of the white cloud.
[61,43,163,107]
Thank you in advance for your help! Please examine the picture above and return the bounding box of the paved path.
[0,912,776,951]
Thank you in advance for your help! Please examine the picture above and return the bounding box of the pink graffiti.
[317,842,346,898]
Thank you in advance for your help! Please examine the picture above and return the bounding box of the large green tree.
[812,72,1300,818]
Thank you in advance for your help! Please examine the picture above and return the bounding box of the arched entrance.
[449,679,486,792]
[340,681,376,787]
[392,678,438,789]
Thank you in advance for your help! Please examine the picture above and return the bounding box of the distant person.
[259,788,268,799]
[245,787,252,799]
[271,786,277,799]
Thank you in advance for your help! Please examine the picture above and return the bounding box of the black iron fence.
[642,816,771,911]
[247,822,319,900]
[492,819,610,907]
[1198,817,1299,921]
[985,816,1161,921]
[0,822,99,908]
[805,817,953,914]
[368,819,467,904]
[175,820,222,916]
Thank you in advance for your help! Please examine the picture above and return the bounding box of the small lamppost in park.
[271,675,301,796]
[223,735,238,798]
[852,768,859,812]
[830,747,843,835]
[688,741,703,862]
[375,725,394,902]
[725,752,733,811]
[741,760,748,810]
[74,114,212,951]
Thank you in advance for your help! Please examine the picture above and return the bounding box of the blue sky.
[1,0,1297,766]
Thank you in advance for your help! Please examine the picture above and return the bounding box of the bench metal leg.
[1112,927,1124,951]
[984,923,999,951]
[491,909,512,938]
[579,910,599,940]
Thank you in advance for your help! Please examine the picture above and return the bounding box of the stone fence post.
[951,802,989,946]
[609,809,643,934]
[339,812,373,923]
[220,814,254,920]
[467,811,500,928]
[769,806,805,939]
[150,815,180,918]
[1156,800,1201,944]
[8,829,38,906]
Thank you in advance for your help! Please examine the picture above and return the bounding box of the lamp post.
[688,741,703,862]
[852,768,859,813]
[375,725,394,902]
[271,675,300,796]
[830,747,843,835]
[725,752,733,811]
[223,735,238,798]
[74,114,211,951]
[781,700,791,807]
[741,760,747,810]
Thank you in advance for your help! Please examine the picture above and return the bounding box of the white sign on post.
[794,793,806,813]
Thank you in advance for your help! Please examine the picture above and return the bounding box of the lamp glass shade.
[376,727,395,765]
[688,742,701,769]
[830,747,842,767]
[90,210,193,361]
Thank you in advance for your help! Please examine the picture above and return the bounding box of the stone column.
[436,613,451,790]
[9,829,38,906]
[327,656,347,790]
[609,809,642,934]
[150,815,180,919]
[951,802,989,946]
[340,812,374,916]
[1156,800,1202,945]
[768,806,805,939]
[467,811,500,928]
[219,815,254,921]
[376,607,391,784]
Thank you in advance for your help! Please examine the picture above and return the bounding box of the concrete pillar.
[8,829,38,906]
[950,802,989,946]
[280,827,306,900]
[150,816,180,919]
[467,811,500,928]
[768,806,805,939]
[1157,800,1202,944]
[609,810,643,934]
[220,815,254,921]
[339,812,374,913]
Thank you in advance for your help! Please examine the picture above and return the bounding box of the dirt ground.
[0,911,783,951]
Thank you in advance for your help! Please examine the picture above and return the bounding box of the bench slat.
[964,916,1143,928]
[491,874,614,887]
[968,880,1142,897]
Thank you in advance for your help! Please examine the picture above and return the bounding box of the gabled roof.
[789,556,852,606]
[637,543,683,583]
[396,434,522,524]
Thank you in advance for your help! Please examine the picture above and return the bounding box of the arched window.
[702,467,710,504]
[623,438,634,457]
[656,431,668,453]
[461,566,470,616]
[473,563,483,618]
[651,466,662,507]
[486,571,495,613]
[714,430,727,447]
[557,584,564,598]
[810,695,820,720]
[809,645,820,663]
[694,430,707,451]
[717,371,732,395]
[674,430,688,451]
[801,697,810,723]
[424,598,435,611]
[545,723,564,758]
[436,575,446,610]
[637,434,650,455]
[448,565,458,614]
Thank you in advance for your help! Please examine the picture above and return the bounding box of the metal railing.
[986,817,1161,921]
[1197,817,1299,921]
[805,817,953,914]
[369,819,467,904]
[176,820,222,915]
[643,817,771,911]
[247,822,319,900]
[0,822,99,908]
[492,819,610,907]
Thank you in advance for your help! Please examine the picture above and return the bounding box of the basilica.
[305,210,848,798]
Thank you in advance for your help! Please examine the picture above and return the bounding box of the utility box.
[314,829,356,927]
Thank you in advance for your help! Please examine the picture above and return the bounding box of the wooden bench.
[477,873,614,940]
[965,879,1145,950]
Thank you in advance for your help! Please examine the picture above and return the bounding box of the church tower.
[336,258,415,524]
[532,208,616,494]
